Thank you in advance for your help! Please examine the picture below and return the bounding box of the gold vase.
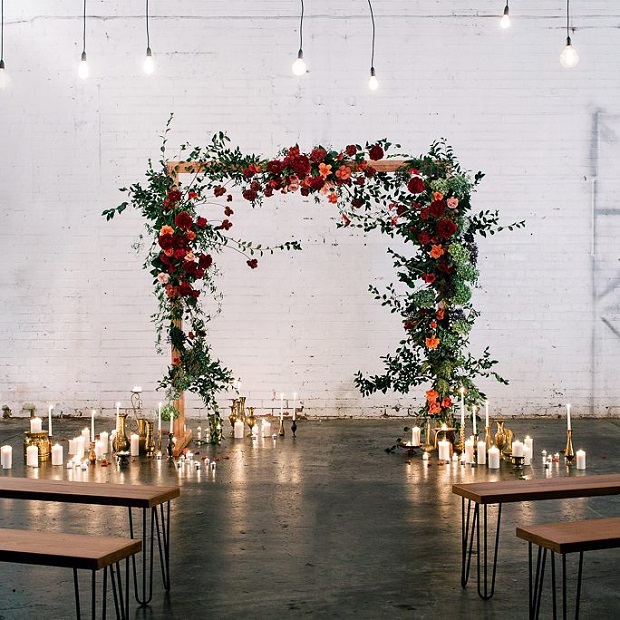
[494,420,507,451]
[144,420,156,457]
[423,419,435,453]
[113,413,130,452]
[229,401,238,438]
[238,396,246,423]
[565,429,575,464]
[137,418,149,454]
[246,407,256,436]
[23,431,51,462]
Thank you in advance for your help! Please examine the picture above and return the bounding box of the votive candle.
[477,440,486,465]
[1,445,12,469]
[51,443,63,466]
[488,445,500,469]
[576,449,586,470]
[48,405,53,436]
[26,445,39,467]
[30,417,42,434]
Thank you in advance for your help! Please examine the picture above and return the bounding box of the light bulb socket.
[146,47,152,58]
[370,67,376,77]
[0,59,4,70]
[297,49,304,60]
[566,35,572,47]
[81,51,87,62]
[503,4,510,17]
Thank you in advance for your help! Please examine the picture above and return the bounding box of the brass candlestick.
[454,425,465,455]
[485,425,492,452]
[246,407,256,436]
[88,441,97,465]
[565,429,575,464]
[278,417,285,437]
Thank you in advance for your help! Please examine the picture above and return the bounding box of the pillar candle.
[170,411,174,435]
[30,417,42,433]
[99,431,108,454]
[576,449,586,470]
[94,440,105,459]
[280,393,284,421]
[26,445,39,467]
[91,410,96,445]
[75,436,85,459]
[438,439,451,461]
[485,400,489,427]
[464,439,475,464]
[51,443,63,466]
[566,403,571,431]
[81,427,90,444]
[109,430,116,453]
[511,440,524,457]
[262,419,271,437]
[130,433,140,456]
[1,445,12,469]
[48,405,53,436]
[524,435,533,455]
[116,402,120,432]
[459,387,465,431]
[158,402,162,434]
[68,438,76,455]
[488,445,500,469]
[472,406,477,436]
[234,420,245,439]
[411,426,421,446]
[523,444,532,466]
[293,392,297,421]
[477,440,486,465]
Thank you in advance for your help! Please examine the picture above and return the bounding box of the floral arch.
[103,119,523,451]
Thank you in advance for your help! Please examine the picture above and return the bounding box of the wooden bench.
[0,528,142,619]
[516,517,620,619]
[0,478,180,606]
[452,473,620,600]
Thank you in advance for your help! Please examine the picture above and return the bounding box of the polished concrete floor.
[0,416,618,619]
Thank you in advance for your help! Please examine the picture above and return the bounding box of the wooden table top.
[0,477,180,508]
[452,473,620,504]
[516,517,620,554]
[0,528,142,570]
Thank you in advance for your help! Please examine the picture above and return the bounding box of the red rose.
[310,148,327,163]
[429,200,446,218]
[368,144,384,160]
[195,268,205,279]
[287,146,300,157]
[408,177,425,194]
[423,273,436,284]
[242,189,257,202]
[396,204,406,216]
[188,191,198,200]
[158,234,173,250]
[175,211,193,230]
[418,232,431,245]
[195,216,208,228]
[178,281,192,296]
[267,160,284,175]
[182,261,196,274]
[300,188,309,196]
[242,164,260,178]
[345,144,357,157]
[437,219,458,239]
[198,254,213,268]
[309,177,325,191]
[437,259,454,274]
[355,176,365,186]
[292,155,311,176]
[420,208,431,221]
[219,219,233,230]
[351,198,364,208]
[224,206,234,216]
[214,186,226,197]
[246,258,258,269]
[167,189,182,202]
[264,186,274,197]
[174,249,186,260]
[365,166,376,178]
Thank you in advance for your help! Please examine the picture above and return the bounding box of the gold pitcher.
[137,418,149,454]
[144,420,155,457]
[229,400,238,437]
[238,396,246,423]
[113,413,130,452]
[246,407,256,436]
[494,420,507,451]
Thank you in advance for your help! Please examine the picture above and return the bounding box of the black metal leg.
[155,502,172,590]
[533,547,547,620]
[575,552,584,620]
[102,567,108,620]
[91,569,96,620]
[528,543,534,619]
[475,503,502,600]
[110,563,122,620]
[460,498,478,587]
[130,507,154,606]
[562,554,567,620]
[73,568,81,620]
[551,551,557,620]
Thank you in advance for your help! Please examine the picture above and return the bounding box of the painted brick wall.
[1,1,619,419]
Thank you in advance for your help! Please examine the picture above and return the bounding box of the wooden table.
[0,478,180,606]
[452,473,620,600]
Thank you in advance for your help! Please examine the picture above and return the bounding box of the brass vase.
[238,396,246,423]
[144,420,155,457]
[113,413,130,453]
[423,419,435,453]
[494,420,507,451]
[229,401,238,438]
[137,418,149,454]
[565,429,575,464]
[246,407,256,436]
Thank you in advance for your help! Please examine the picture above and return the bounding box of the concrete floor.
[0,416,618,619]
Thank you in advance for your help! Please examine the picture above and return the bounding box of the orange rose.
[425,336,440,349]
[428,402,441,415]
[441,396,452,408]
[319,163,332,178]
[335,165,352,181]
[186,230,196,241]
[160,225,174,236]
[430,245,444,259]
[164,248,175,257]
[432,191,444,201]
[426,389,439,402]
[328,192,338,204]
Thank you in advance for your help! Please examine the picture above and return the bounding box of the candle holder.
[23,431,51,463]
[116,451,130,468]
[565,429,575,465]
[167,432,175,459]
[113,413,130,453]
[291,418,297,438]
[472,433,479,463]
[454,425,465,456]
[88,441,97,465]
[278,417,285,437]
[144,421,156,458]
[511,454,525,470]
[485,425,492,452]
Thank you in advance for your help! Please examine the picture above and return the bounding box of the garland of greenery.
[103,119,523,430]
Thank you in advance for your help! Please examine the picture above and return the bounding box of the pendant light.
[560,0,579,68]
[78,0,89,79]
[143,0,154,74]
[367,0,378,90]
[0,0,10,89]
[291,0,307,75]
[500,2,511,29]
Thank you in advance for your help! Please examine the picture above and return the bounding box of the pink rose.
[447,197,459,209]
[157,273,170,284]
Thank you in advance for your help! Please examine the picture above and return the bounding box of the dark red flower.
[423,273,436,284]
[418,231,431,245]
[345,145,357,157]
[292,155,311,176]
[310,148,327,163]
[437,219,458,239]
[158,235,174,250]
[195,216,208,229]
[267,160,284,175]
[365,166,376,178]
[351,198,364,208]
[167,189,182,202]
[224,206,234,216]
[246,258,258,269]
[420,208,431,221]
[178,281,193,296]
[242,164,260,178]
[309,177,325,191]
[214,186,226,197]
[242,189,257,202]
[287,146,301,158]
[429,200,446,218]
[264,186,274,197]
[368,144,384,160]
[174,211,193,230]
[355,175,365,186]
[198,254,213,268]
[188,191,198,200]
[174,249,186,260]
[219,219,233,230]
[300,188,309,196]
[437,260,454,274]
[227,194,233,202]
[408,177,425,194]
[404,320,416,331]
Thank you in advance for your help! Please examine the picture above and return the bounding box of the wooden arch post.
[165,157,407,453]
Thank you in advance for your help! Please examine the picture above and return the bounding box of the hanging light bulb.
[78,51,89,79]
[143,0,155,74]
[560,36,579,68]
[78,0,89,79]
[367,0,379,90]
[292,0,306,75]
[560,0,579,68]
[368,67,379,91]
[500,3,511,29]
[0,0,9,90]
[292,50,306,76]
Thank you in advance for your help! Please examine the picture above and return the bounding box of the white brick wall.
[1,1,619,419]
